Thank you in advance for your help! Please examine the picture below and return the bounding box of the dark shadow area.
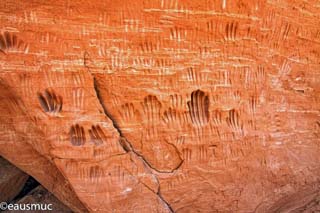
[12,176,39,202]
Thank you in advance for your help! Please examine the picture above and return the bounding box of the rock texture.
[0,156,72,213]
[4,186,72,213]
[0,157,28,203]
[0,0,320,212]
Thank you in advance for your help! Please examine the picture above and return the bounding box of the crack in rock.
[92,76,175,212]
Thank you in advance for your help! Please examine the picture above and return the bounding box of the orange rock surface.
[0,0,319,212]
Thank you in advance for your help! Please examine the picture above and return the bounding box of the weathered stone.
[0,157,28,203]
[5,186,72,213]
[0,0,319,212]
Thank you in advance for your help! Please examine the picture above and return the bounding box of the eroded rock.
[0,157,28,203]
[4,186,72,213]
[0,0,319,212]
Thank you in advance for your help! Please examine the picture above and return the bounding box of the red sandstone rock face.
[0,0,319,212]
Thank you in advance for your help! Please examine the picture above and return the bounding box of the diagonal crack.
[84,52,183,172]
[92,76,183,173]
[127,151,174,213]
[157,184,174,213]
[120,136,184,174]
[92,76,175,212]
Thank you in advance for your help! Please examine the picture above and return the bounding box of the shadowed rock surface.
[0,157,72,213]
[0,157,28,203]
[4,186,73,213]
